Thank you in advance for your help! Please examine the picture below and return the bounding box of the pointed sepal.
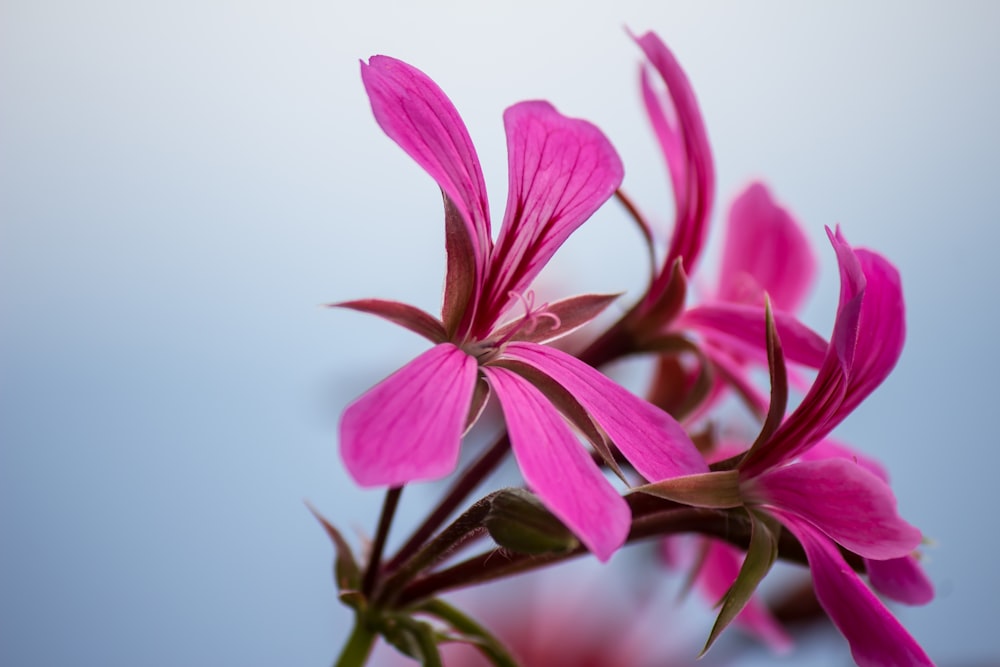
[332,298,448,344]
[634,470,741,509]
[307,502,362,595]
[700,511,780,656]
[490,292,621,345]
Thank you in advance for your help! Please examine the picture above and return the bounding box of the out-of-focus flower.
[337,56,706,560]
[374,562,721,667]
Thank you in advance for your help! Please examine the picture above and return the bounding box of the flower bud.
[484,488,579,555]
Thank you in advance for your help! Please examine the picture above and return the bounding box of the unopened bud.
[484,488,579,555]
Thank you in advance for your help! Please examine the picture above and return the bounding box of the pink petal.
[699,541,793,653]
[840,248,906,416]
[360,56,491,293]
[866,555,935,606]
[482,366,630,561]
[746,458,922,560]
[477,102,623,332]
[500,342,708,481]
[332,298,447,343]
[774,514,934,667]
[827,226,867,374]
[800,438,890,483]
[681,303,828,369]
[339,343,477,486]
[716,182,816,313]
[633,30,714,276]
[739,230,866,476]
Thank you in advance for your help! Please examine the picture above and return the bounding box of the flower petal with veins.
[483,366,630,561]
[501,341,708,481]
[773,513,934,667]
[340,343,477,487]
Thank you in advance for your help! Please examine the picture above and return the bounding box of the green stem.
[334,618,377,667]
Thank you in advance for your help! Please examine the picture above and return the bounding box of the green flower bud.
[484,488,579,555]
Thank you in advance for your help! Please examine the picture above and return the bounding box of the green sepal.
[634,470,742,509]
[415,599,520,667]
[381,614,444,667]
[484,488,579,555]
[740,299,789,467]
[700,510,780,656]
[306,502,362,594]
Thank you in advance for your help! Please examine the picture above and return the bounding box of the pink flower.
[627,32,826,413]
[734,228,933,666]
[677,183,826,413]
[337,56,707,561]
[646,229,932,664]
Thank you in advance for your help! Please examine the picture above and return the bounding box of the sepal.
[307,503,361,594]
[490,292,621,345]
[332,298,447,344]
[635,470,741,509]
[700,510,780,656]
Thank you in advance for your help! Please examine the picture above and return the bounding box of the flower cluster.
[321,29,935,667]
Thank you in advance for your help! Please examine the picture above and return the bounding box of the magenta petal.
[717,182,816,313]
[681,303,828,369]
[360,56,491,285]
[827,226,867,374]
[633,30,714,275]
[841,248,906,416]
[339,343,477,486]
[479,102,623,326]
[866,555,935,606]
[775,514,934,667]
[740,231,866,476]
[800,438,890,483]
[482,366,630,561]
[747,458,922,560]
[699,541,793,653]
[501,342,708,481]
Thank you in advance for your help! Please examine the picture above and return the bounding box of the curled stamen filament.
[492,290,562,346]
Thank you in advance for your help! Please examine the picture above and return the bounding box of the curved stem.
[387,436,510,572]
[334,618,377,667]
[377,494,495,606]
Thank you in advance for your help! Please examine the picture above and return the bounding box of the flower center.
[466,290,561,364]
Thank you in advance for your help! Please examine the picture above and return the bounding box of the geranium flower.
[337,56,707,561]
[646,228,932,665]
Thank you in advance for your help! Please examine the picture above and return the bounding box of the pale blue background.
[2,1,998,665]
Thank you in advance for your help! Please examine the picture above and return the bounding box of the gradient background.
[2,1,998,665]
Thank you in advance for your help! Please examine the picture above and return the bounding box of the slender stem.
[376,495,495,606]
[386,436,510,572]
[362,486,402,597]
[334,618,377,667]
